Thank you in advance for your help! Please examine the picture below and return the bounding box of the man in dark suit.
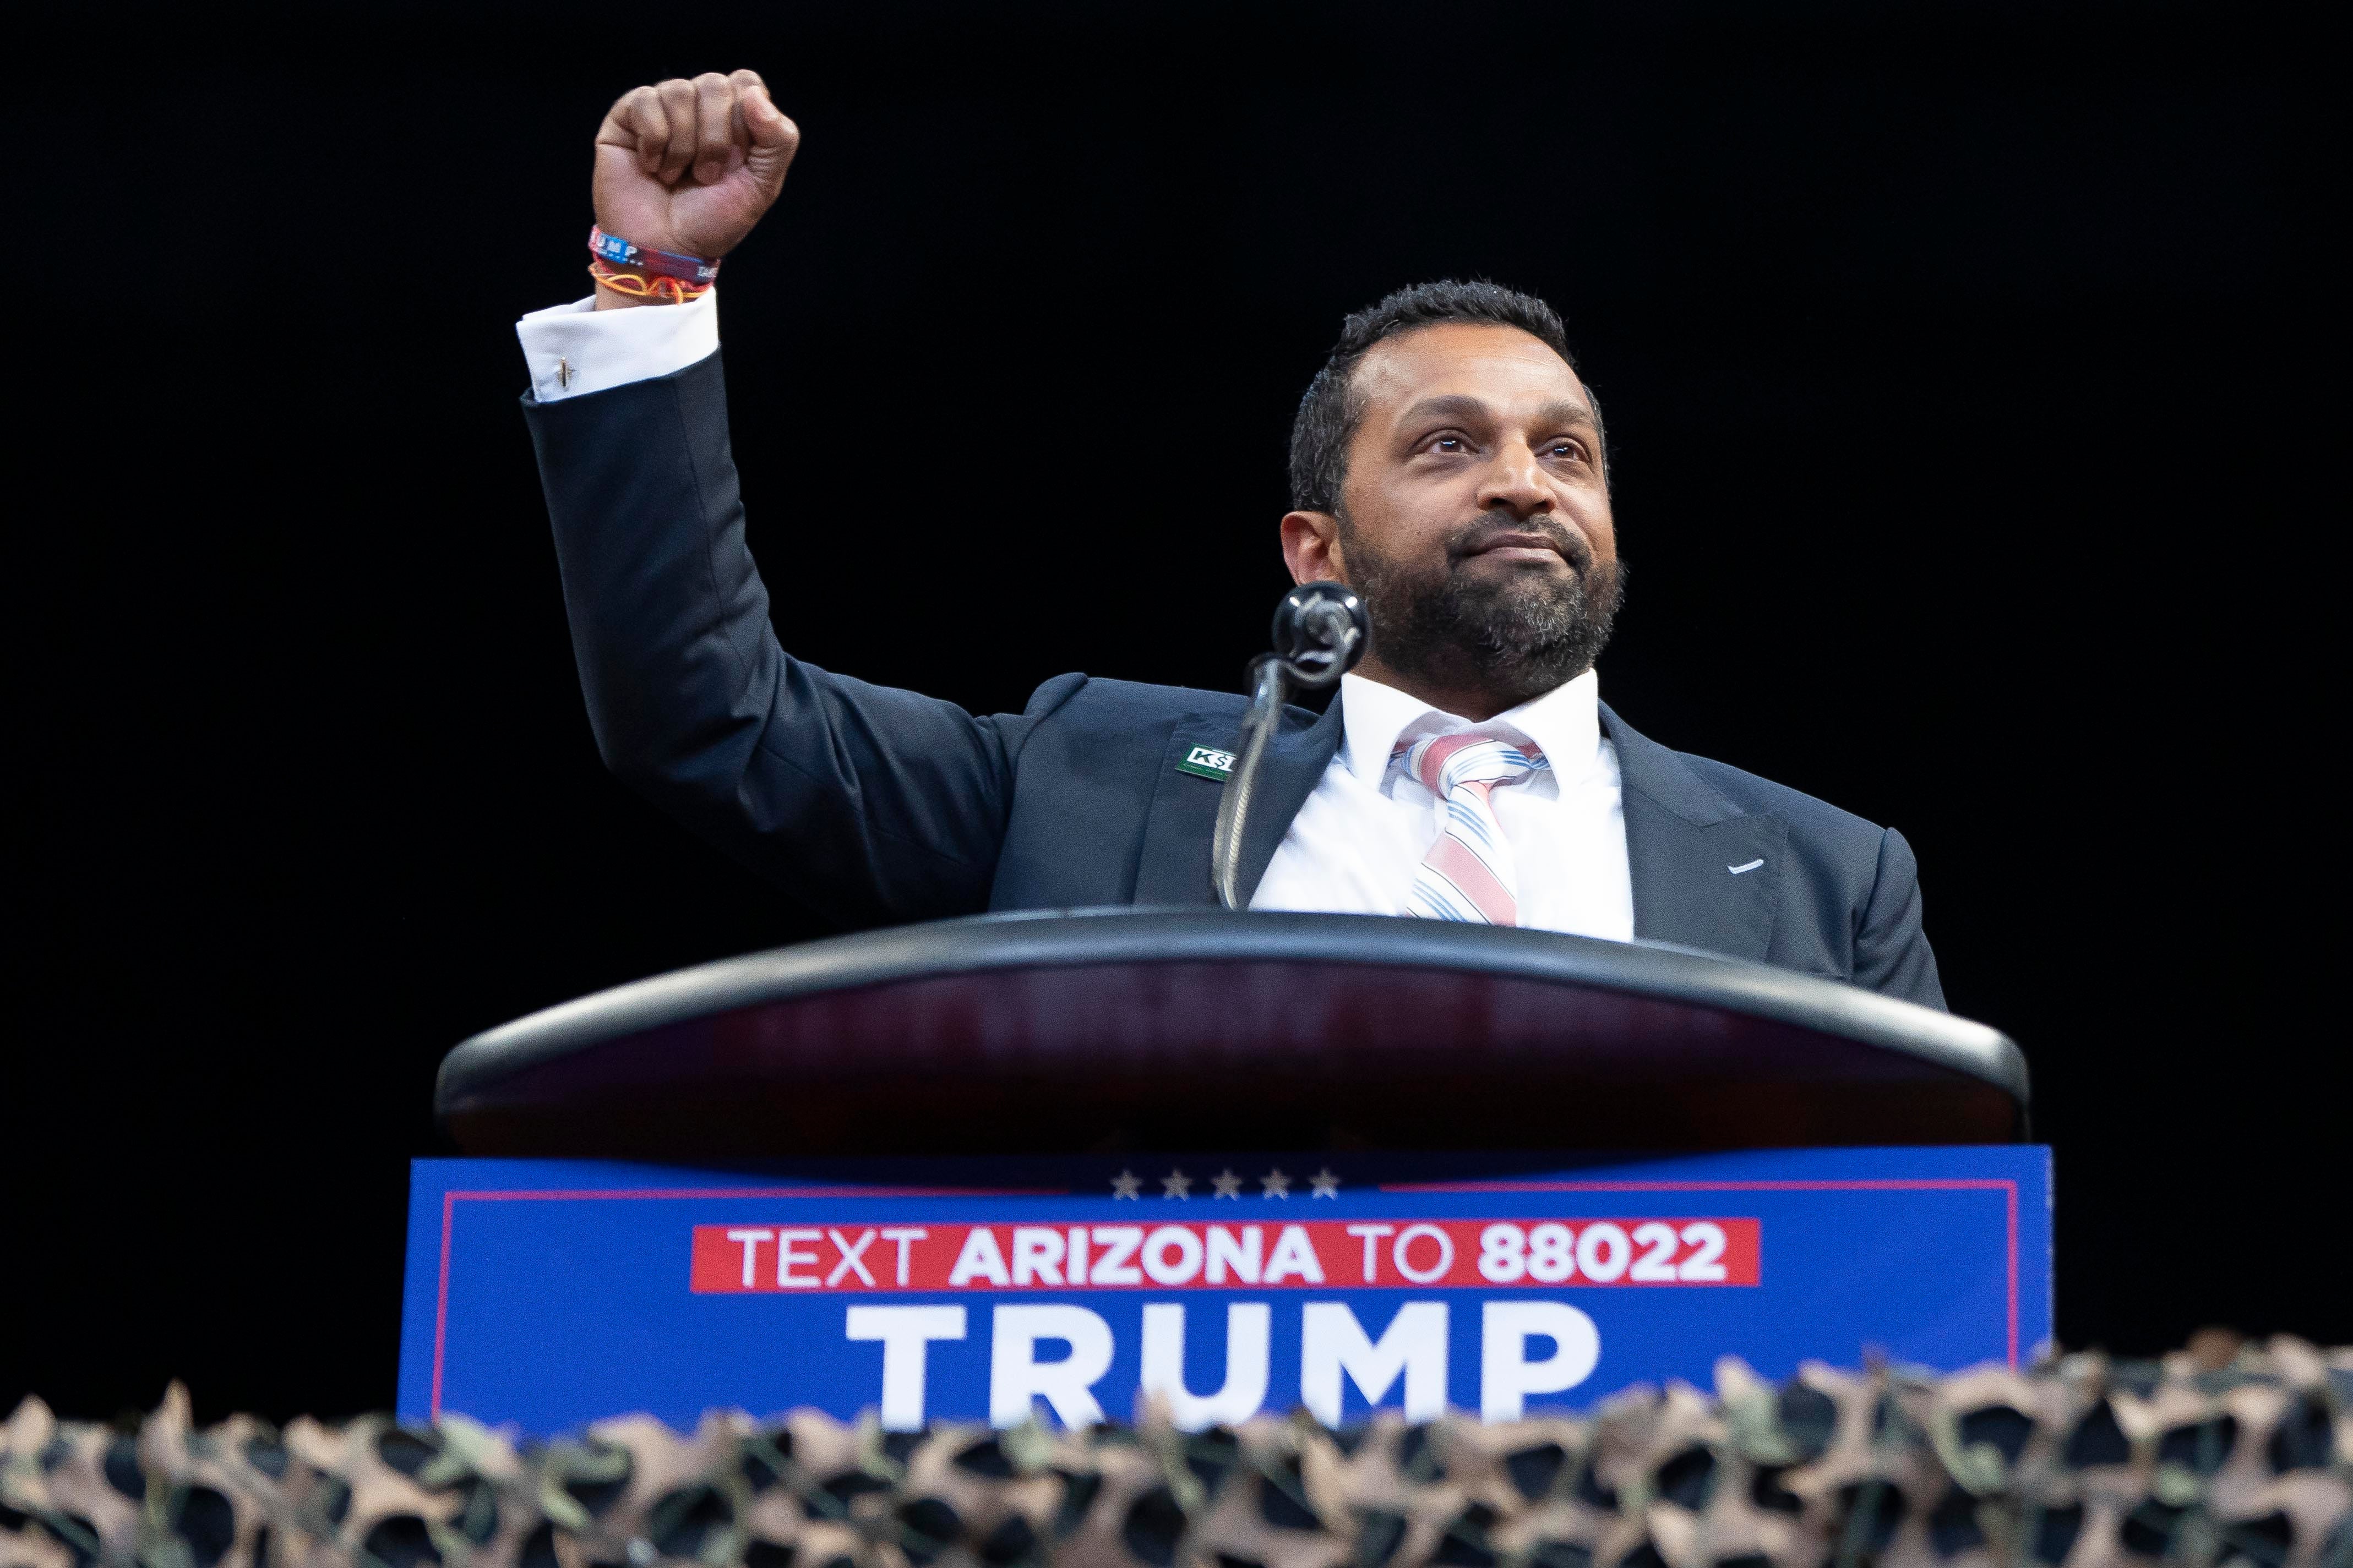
[517,68,1945,1009]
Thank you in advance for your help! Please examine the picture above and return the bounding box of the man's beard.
[1341,509,1625,711]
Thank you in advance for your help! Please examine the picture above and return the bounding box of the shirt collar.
[1337,668,1605,786]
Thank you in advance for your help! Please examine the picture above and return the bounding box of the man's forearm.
[525,352,1019,927]
[515,64,1030,926]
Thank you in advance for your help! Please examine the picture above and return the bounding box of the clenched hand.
[592,70,798,305]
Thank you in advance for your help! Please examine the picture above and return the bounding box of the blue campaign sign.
[399,1146,2049,1435]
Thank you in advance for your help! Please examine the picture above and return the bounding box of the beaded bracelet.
[589,259,713,304]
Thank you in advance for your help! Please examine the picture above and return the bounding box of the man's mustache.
[1446,511,1593,576]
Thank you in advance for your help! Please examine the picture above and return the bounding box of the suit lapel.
[1603,703,1784,962]
[1131,698,1344,907]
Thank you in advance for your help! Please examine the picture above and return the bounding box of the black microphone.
[1268,581,1371,690]
[1211,582,1371,910]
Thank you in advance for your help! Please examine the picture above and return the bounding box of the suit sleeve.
[1850,827,1947,1010]
[524,348,1077,928]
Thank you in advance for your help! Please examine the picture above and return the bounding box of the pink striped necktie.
[1396,729,1550,926]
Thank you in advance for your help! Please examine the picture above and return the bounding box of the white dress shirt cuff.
[516,289,720,402]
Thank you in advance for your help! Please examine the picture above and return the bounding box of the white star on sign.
[1210,1169,1244,1198]
[1162,1168,1194,1199]
[1309,1167,1342,1198]
[1110,1170,1142,1199]
[1261,1168,1292,1198]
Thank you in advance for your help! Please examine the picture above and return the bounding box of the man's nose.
[1476,441,1553,518]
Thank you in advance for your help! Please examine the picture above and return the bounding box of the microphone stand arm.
[1211,655,1293,911]
[1210,580,1368,912]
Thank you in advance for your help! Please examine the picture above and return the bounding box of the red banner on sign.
[689,1218,1760,1293]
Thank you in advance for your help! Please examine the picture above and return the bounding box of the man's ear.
[1281,510,1346,584]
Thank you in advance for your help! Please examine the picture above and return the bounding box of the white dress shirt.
[516,296,1636,940]
[517,289,719,402]
[1251,671,1634,939]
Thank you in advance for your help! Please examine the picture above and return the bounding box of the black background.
[13,1,2330,1423]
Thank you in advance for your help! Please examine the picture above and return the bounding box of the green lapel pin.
[1175,745,1237,782]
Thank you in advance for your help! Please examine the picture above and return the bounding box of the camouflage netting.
[5,1339,2348,1568]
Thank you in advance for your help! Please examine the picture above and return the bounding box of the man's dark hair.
[1287,279,1603,515]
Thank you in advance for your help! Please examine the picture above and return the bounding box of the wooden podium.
[435,909,2026,1158]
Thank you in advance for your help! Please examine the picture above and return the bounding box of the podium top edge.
[438,909,2027,1114]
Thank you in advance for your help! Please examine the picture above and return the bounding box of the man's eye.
[1548,441,1585,460]
[1429,435,1464,453]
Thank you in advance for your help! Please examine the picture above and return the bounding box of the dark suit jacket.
[526,351,1946,1009]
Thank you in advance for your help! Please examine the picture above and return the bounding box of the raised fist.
[593,70,799,270]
